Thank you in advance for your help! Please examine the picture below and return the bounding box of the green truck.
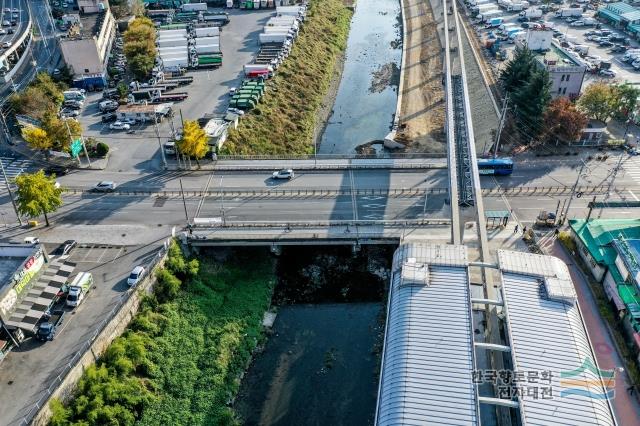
[198,55,223,68]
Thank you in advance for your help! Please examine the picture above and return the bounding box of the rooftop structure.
[0,244,44,325]
[498,250,617,426]
[535,42,586,98]
[375,243,479,426]
[375,243,618,426]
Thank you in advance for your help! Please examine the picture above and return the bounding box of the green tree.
[542,97,588,145]
[177,120,209,168]
[124,18,157,80]
[611,82,640,120]
[21,127,52,152]
[41,108,82,151]
[14,170,63,226]
[512,68,551,133]
[500,46,536,94]
[578,82,616,122]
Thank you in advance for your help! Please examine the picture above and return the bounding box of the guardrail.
[61,184,634,199]
[215,153,448,160]
[190,218,453,229]
[19,242,171,426]
[205,161,448,171]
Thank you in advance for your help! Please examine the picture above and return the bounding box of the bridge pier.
[270,244,282,256]
[352,243,361,256]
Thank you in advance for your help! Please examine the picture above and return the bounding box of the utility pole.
[597,152,625,219]
[219,175,226,226]
[0,158,22,225]
[154,115,167,169]
[493,95,509,159]
[562,160,587,225]
[179,179,189,221]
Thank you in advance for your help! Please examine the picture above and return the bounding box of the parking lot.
[0,241,163,425]
[465,1,640,85]
[76,9,274,173]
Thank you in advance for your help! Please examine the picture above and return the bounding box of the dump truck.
[199,12,230,25]
[535,210,557,227]
[37,309,66,341]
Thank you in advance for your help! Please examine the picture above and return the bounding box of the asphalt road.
[0,0,28,48]
[0,155,636,226]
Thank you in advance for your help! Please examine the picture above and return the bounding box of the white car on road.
[92,181,117,192]
[109,121,130,130]
[272,169,294,179]
[127,266,145,286]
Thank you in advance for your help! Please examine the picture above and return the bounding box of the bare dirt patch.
[394,0,446,153]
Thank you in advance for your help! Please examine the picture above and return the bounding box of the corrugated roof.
[376,244,478,426]
[570,219,640,264]
[500,251,617,426]
[622,10,640,21]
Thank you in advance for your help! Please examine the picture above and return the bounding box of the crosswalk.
[623,157,640,186]
[0,156,37,185]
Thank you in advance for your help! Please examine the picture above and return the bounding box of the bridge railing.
[59,184,635,198]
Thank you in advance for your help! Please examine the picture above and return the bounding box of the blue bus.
[477,157,514,176]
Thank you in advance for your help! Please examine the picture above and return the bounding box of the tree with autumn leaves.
[541,97,588,145]
[177,120,210,168]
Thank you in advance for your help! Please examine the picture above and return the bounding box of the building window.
[561,75,565,82]
[84,68,89,73]
[562,88,567,95]
[566,74,570,81]
[558,87,562,94]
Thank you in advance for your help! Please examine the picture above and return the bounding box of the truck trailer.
[158,38,188,48]
[555,8,582,17]
[519,8,543,18]
[194,26,220,37]
[182,2,207,12]
[259,33,293,44]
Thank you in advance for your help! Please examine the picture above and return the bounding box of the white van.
[66,272,93,307]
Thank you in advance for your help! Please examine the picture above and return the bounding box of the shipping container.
[194,44,221,54]
[196,36,220,45]
[158,38,188,48]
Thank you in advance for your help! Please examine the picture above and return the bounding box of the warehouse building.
[59,1,116,90]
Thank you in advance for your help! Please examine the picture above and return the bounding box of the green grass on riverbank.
[50,245,275,426]
[221,0,352,155]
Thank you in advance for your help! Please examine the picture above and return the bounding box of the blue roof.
[608,1,637,14]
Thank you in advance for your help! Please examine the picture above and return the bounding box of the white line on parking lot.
[628,190,639,201]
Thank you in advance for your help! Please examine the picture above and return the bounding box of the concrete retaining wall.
[384,0,408,148]
[30,255,167,426]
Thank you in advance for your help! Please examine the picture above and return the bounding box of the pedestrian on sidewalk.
[554,228,560,237]
[514,224,519,234]
[523,226,527,234]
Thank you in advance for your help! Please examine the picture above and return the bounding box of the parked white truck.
[259,33,293,44]
[555,8,582,18]
[519,8,543,18]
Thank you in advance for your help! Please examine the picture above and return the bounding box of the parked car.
[44,166,69,176]
[92,181,117,192]
[570,20,584,26]
[599,40,614,47]
[66,272,93,308]
[53,239,77,256]
[127,266,146,286]
[120,118,137,125]
[63,99,83,109]
[599,69,616,77]
[272,169,294,180]
[101,112,117,123]
[109,121,130,130]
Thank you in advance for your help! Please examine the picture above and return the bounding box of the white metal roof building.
[375,243,479,426]
[498,250,617,426]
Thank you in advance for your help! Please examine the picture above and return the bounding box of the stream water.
[318,0,402,154]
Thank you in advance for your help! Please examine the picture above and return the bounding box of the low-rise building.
[59,1,116,90]
[570,219,640,354]
[578,119,608,146]
[535,42,586,99]
[116,103,173,123]
[0,244,46,359]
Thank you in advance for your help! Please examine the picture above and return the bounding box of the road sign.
[69,139,82,158]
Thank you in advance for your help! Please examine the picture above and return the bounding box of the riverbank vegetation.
[49,245,275,425]
[222,0,352,155]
